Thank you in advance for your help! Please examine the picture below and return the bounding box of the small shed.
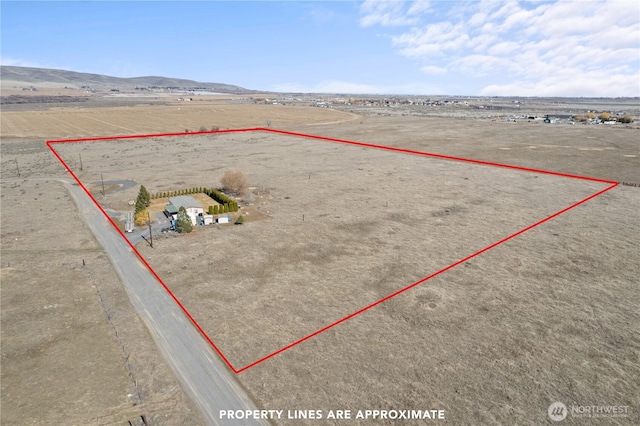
[200,214,214,225]
[217,216,230,224]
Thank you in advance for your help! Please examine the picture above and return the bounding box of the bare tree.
[220,171,249,196]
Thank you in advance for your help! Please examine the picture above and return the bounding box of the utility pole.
[101,172,105,196]
[147,211,153,248]
[15,159,20,177]
[79,153,83,172]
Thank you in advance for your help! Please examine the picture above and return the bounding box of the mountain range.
[0,66,252,93]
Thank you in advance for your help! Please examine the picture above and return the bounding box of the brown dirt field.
[0,102,359,139]
[2,98,638,425]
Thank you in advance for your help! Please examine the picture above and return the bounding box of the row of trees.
[207,203,235,215]
[151,187,205,199]
[204,188,239,212]
[149,171,249,200]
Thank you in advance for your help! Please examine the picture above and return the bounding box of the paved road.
[4,178,266,425]
[104,207,172,246]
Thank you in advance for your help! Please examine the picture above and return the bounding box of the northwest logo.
[548,402,568,422]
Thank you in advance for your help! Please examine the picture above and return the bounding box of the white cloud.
[407,1,432,16]
[480,70,640,97]
[487,41,519,56]
[393,22,471,57]
[359,0,432,27]
[421,65,447,75]
[362,0,640,96]
[452,54,515,76]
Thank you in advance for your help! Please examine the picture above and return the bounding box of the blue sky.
[2,1,639,96]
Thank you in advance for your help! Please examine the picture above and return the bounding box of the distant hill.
[0,66,253,93]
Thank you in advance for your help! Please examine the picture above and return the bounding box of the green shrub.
[175,206,193,233]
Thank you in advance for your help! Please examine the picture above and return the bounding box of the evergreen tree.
[135,196,146,213]
[135,185,151,213]
[213,205,219,215]
[140,185,150,206]
[175,206,193,233]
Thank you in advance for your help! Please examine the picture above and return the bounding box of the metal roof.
[167,195,202,211]
[165,204,179,214]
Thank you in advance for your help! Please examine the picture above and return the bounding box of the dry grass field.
[54,132,611,365]
[2,96,638,425]
[1,101,359,139]
[0,179,201,424]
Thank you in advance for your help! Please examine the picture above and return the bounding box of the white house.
[165,196,204,225]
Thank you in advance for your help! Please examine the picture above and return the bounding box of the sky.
[1,0,639,96]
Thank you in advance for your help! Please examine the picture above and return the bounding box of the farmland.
[2,93,639,425]
[0,99,359,139]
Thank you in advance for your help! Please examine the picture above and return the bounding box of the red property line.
[46,139,236,370]
[47,128,618,374]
